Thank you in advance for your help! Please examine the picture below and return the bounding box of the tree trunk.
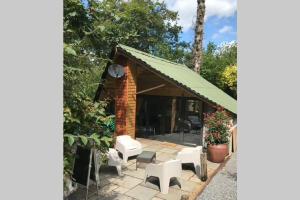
[193,0,206,73]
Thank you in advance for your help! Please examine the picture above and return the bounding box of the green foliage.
[200,42,237,98]
[204,107,232,145]
[220,65,237,98]
[63,94,114,178]
[64,0,191,72]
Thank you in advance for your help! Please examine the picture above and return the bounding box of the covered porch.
[135,67,214,146]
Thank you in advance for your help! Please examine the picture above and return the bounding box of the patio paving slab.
[113,186,130,194]
[181,169,196,180]
[109,175,143,189]
[143,146,164,152]
[170,178,200,193]
[99,183,119,194]
[69,138,226,200]
[140,176,160,191]
[189,175,202,183]
[155,187,189,200]
[123,166,146,179]
[156,152,176,161]
[90,191,135,200]
[125,185,159,200]
[159,148,178,154]
[151,197,164,200]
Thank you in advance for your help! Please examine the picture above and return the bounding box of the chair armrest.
[115,141,126,154]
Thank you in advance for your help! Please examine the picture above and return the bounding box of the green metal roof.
[116,44,237,114]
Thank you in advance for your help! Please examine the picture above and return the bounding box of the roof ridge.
[117,44,187,68]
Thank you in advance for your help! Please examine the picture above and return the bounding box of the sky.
[164,0,237,47]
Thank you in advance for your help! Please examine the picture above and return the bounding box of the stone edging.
[187,155,232,200]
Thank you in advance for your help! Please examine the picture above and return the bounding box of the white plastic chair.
[176,146,202,177]
[107,148,123,176]
[115,135,142,163]
[144,159,182,194]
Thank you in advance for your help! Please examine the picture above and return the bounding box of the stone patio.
[68,138,222,200]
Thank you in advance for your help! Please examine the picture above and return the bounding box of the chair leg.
[123,155,128,163]
[144,174,148,184]
[159,177,170,194]
[177,178,182,189]
[116,165,122,176]
[194,162,201,177]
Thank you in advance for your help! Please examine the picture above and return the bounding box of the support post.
[200,153,208,181]
[170,97,177,133]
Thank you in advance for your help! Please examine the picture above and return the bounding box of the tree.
[193,0,206,73]
[64,0,191,98]
[220,65,237,98]
[200,42,237,99]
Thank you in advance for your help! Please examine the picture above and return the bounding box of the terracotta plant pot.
[207,144,228,163]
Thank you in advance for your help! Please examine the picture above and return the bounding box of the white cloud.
[205,0,237,19]
[164,0,237,32]
[211,25,233,39]
[219,25,232,34]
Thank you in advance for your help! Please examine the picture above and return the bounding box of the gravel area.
[197,153,237,200]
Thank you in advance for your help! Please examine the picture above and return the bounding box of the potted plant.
[204,107,231,163]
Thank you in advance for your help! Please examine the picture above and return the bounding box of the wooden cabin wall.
[99,55,137,138]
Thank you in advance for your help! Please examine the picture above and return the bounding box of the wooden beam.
[136,84,165,94]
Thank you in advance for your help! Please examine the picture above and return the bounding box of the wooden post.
[170,97,177,133]
[200,153,208,181]
[232,126,237,152]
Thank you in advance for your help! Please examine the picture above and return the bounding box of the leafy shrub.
[63,93,114,179]
[220,65,237,98]
[204,107,231,145]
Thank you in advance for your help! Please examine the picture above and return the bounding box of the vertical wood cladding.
[114,58,137,137]
[115,65,127,136]
[126,63,137,138]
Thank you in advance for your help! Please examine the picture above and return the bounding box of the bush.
[63,94,114,185]
[204,107,231,145]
